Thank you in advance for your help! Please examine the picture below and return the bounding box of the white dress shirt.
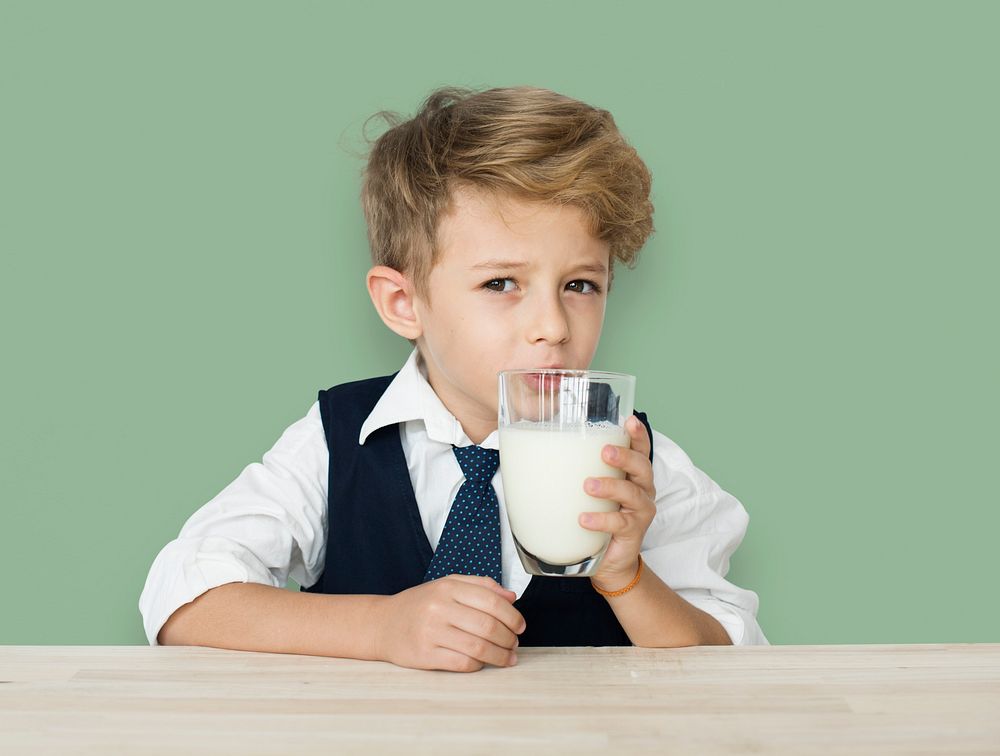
[139,348,768,647]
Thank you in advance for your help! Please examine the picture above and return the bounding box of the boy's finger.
[441,627,517,669]
[452,582,527,635]
[585,477,655,513]
[627,415,651,456]
[578,509,629,534]
[448,604,519,650]
[601,445,655,497]
[432,646,486,673]
[446,574,516,600]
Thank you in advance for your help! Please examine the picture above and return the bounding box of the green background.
[2,0,997,646]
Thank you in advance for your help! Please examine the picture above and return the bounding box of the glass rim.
[499,368,635,382]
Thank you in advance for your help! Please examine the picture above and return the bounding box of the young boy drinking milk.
[139,85,768,672]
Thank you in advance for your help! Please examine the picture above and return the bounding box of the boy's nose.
[525,296,571,345]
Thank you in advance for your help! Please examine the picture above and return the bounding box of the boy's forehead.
[443,183,586,228]
[436,185,606,268]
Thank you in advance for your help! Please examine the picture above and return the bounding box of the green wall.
[2,0,997,646]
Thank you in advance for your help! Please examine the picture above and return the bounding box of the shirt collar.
[358,347,499,449]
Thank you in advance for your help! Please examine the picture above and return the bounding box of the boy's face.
[413,185,611,441]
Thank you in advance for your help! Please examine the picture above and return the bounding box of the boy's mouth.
[521,372,564,392]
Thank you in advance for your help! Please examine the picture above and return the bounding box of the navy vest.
[303,373,654,647]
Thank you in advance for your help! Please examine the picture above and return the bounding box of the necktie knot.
[452,445,500,484]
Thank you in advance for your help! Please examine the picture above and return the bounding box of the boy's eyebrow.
[570,262,609,276]
[470,259,530,270]
[470,259,608,275]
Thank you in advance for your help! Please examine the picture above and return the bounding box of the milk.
[499,422,628,565]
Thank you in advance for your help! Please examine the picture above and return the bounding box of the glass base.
[513,535,610,577]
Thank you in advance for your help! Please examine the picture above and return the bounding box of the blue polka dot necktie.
[423,445,502,584]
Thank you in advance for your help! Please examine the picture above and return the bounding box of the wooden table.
[2,644,998,754]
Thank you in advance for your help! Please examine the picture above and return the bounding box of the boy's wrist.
[361,594,390,662]
[316,593,390,662]
[590,557,642,596]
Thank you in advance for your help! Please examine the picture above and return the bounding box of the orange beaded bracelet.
[592,555,644,598]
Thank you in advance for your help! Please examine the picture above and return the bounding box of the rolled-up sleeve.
[138,401,329,645]
[640,429,769,646]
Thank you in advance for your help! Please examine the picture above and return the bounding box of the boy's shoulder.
[314,370,402,436]
[319,370,399,400]
[645,422,735,505]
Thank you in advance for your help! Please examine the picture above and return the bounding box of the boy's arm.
[590,560,733,647]
[141,400,524,671]
[158,575,525,672]
[157,582,383,658]
[580,420,766,647]
[139,401,330,646]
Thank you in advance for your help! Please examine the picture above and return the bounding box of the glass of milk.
[498,369,636,577]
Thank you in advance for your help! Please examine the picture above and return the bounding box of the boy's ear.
[366,265,423,340]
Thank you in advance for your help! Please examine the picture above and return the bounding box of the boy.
[139,85,767,672]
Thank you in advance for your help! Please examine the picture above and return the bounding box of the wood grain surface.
[1,644,998,754]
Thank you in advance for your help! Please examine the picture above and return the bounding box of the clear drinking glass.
[498,369,636,577]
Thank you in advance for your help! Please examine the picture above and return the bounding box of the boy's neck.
[416,349,497,446]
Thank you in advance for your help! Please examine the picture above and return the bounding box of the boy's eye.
[567,279,601,295]
[482,278,603,295]
[483,278,517,293]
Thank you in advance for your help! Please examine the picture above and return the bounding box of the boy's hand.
[371,575,525,672]
[578,415,657,594]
